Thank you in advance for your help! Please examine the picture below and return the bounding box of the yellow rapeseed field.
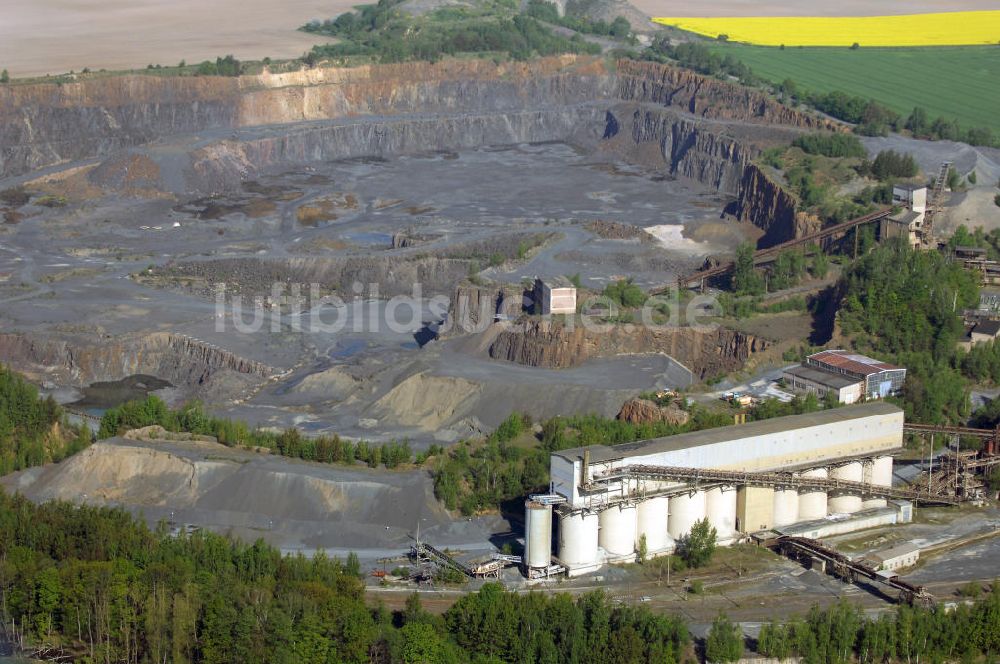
[652,11,1000,47]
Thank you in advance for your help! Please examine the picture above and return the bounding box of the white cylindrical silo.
[829,461,864,514]
[872,456,894,486]
[525,501,552,569]
[558,511,599,567]
[772,487,800,527]
[798,468,828,521]
[862,456,894,509]
[636,496,671,553]
[599,503,637,557]
[668,489,706,540]
[705,486,737,541]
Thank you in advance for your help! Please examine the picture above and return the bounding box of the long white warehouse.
[544,402,904,576]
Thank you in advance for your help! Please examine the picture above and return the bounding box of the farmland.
[652,11,1000,47]
[705,44,1000,134]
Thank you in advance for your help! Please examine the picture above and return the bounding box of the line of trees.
[98,395,426,468]
[755,595,1000,664]
[792,133,868,159]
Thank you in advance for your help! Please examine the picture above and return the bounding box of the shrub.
[792,132,867,158]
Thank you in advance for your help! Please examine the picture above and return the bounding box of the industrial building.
[804,350,906,400]
[782,364,864,404]
[882,183,928,247]
[533,277,577,315]
[525,403,908,577]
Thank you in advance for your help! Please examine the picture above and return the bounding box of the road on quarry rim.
[1,0,344,78]
[633,0,999,17]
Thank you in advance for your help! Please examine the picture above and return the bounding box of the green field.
[707,44,1000,134]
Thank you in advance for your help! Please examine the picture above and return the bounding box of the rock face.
[733,162,822,246]
[615,60,842,130]
[0,332,279,389]
[617,397,690,426]
[0,56,613,180]
[601,104,758,195]
[444,284,527,336]
[485,319,769,378]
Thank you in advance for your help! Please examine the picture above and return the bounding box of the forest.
[0,490,690,663]
[2,489,999,663]
[836,238,981,424]
[0,364,91,475]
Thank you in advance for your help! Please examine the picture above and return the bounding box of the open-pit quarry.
[1,55,844,553]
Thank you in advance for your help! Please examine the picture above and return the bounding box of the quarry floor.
[1,142,731,442]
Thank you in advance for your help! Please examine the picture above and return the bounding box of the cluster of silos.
[553,456,896,571]
[556,486,741,566]
[797,456,894,520]
[826,457,894,515]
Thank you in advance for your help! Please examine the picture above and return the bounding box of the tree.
[706,613,743,663]
[906,107,930,137]
[810,250,829,279]
[679,517,717,568]
[637,534,648,564]
[732,242,764,295]
[400,622,447,663]
[0,69,8,84]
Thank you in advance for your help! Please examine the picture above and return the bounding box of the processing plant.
[526,402,924,577]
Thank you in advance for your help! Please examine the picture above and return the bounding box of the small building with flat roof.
[534,277,576,315]
[782,364,864,404]
[872,543,920,572]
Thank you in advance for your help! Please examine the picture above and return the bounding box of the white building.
[534,277,576,315]
[873,543,920,571]
[892,183,927,214]
[782,364,864,404]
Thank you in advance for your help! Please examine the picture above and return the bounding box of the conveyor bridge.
[588,464,958,505]
[774,536,933,606]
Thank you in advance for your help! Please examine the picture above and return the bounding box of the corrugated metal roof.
[553,402,903,463]
[809,349,902,376]
[783,364,861,389]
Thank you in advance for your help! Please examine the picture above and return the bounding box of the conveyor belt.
[588,463,957,505]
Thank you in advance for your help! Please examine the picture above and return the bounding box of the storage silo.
[861,456,893,509]
[772,486,800,527]
[598,503,637,557]
[798,468,828,520]
[524,500,553,570]
[705,486,737,541]
[829,461,864,513]
[668,489,706,540]
[558,511,599,568]
[635,496,671,553]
